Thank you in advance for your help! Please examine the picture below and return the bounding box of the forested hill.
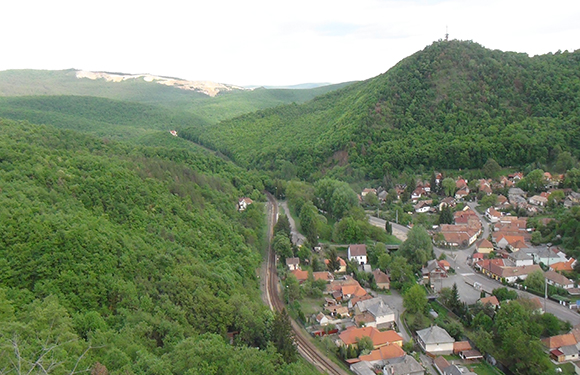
[181,40,580,181]
[0,69,353,123]
[0,119,317,374]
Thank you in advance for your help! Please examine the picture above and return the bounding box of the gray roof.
[559,345,578,356]
[444,365,476,375]
[383,355,424,375]
[350,361,375,375]
[367,300,394,319]
[510,250,533,261]
[509,188,526,196]
[356,297,394,318]
[417,325,455,345]
[285,257,300,265]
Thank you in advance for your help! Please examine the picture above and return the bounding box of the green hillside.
[0,69,353,123]
[0,119,316,375]
[180,40,580,181]
[0,95,211,141]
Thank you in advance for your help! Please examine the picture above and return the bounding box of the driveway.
[278,200,306,246]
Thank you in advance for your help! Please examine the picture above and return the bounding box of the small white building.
[416,325,455,355]
[348,244,367,265]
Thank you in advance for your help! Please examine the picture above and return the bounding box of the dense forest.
[0,119,317,375]
[180,40,580,181]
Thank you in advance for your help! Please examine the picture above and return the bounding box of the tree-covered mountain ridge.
[181,40,580,181]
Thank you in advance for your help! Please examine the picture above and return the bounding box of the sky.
[1,0,579,87]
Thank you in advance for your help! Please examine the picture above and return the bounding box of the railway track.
[265,193,349,375]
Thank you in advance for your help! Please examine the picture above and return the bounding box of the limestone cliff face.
[76,70,247,97]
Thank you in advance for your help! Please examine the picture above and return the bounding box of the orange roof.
[324,257,347,267]
[339,327,402,347]
[359,343,405,361]
[313,271,332,281]
[480,296,500,306]
[290,269,308,281]
[350,294,373,306]
[342,285,367,297]
[453,341,472,353]
[372,269,390,284]
[439,260,450,268]
[551,258,575,272]
[477,239,494,249]
[542,333,577,349]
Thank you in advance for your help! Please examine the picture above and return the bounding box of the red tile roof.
[358,343,405,361]
[542,334,577,349]
[339,327,402,347]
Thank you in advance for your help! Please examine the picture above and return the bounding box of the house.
[355,298,396,329]
[416,325,455,355]
[358,343,406,362]
[542,333,578,350]
[479,295,500,309]
[485,207,502,223]
[348,244,368,265]
[381,356,424,375]
[316,313,329,326]
[414,200,432,213]
[338,327,403,349]
[237,197,253,211]
[529,195,548,206]
[495,234,527,250]
[313,271,334,282]
[324,257,347,273]
[481,263,542,283]
[455,188,469,200]
[439,260,450,271]
[372,269,390,290]
[290,269,309,283]
[378,190,388,202]
[453,341,472,354]
[544,270,574,289]
[550,345,579,362]
[476,239,494,254]
[422,259,447,284]
[439,197,457,210]
[433,357,451,374]
[361,188,377,197]
[550,258,577,272]
[508,250,534,266]
[286,257,300,271]
[342,284,368,300]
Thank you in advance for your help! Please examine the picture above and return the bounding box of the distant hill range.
[245,83,334,90]
[0,69,353,123]
[179,40,580,181]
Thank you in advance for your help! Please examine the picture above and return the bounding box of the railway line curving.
[265,193,349,375]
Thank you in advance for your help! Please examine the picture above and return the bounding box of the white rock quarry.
[75,70,246,97]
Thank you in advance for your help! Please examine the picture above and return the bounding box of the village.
[267,169,580,375]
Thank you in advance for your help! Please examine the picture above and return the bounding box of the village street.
[369,211,580,325]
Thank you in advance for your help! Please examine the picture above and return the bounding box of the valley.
[0,39,579,375]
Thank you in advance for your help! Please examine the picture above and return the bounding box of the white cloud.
[0,0,579,86]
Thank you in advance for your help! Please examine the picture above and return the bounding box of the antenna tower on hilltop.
[445,26,449,41]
